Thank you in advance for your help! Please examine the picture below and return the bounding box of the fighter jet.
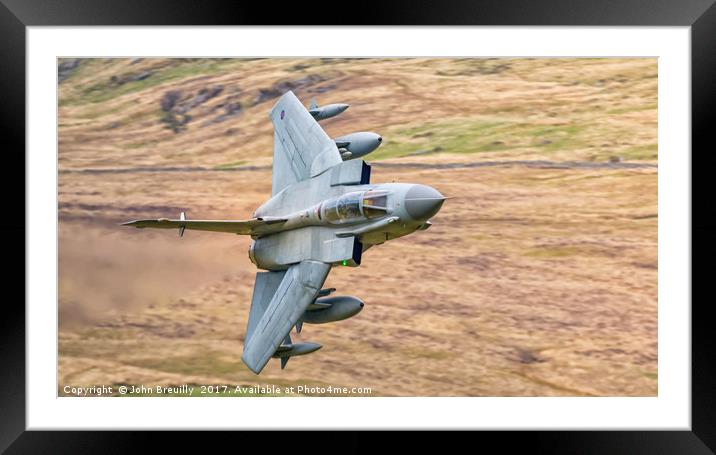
[123,91,446,374]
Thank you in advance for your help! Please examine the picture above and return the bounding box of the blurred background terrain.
[58,58,657,396]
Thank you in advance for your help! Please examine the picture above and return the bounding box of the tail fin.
[309,98,318,110]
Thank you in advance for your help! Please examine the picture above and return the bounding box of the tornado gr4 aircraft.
[123,90,446,374]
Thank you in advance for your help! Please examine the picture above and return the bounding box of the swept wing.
[269,91,342,195]
[242,260,331,374]
[122,213,286,236]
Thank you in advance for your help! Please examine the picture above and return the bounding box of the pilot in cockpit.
[321,190,389,224]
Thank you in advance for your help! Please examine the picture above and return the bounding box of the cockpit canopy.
[322,190,389,224]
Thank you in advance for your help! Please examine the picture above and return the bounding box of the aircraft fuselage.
[248,180,444,271]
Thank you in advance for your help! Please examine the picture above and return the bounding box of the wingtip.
[241,354,263,375]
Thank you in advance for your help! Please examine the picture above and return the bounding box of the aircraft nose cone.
[404,185,445,221]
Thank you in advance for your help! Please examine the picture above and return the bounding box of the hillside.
[58,58,657,396]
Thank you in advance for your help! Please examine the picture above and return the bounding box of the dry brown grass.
[58,58,657,396]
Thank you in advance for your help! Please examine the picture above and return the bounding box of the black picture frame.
[2,0,713,451]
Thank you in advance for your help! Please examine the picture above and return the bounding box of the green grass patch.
[127,351,248,378]
[435,58,513,77]
[214,160,247,170]
[60,59,245,106]
[620,144,658,160]
[125,138,162,149]
[370,119,588,160]
[72,102,130,120]
[525,246,583,258]
[589,143,657,162]
[607,103,658,115]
